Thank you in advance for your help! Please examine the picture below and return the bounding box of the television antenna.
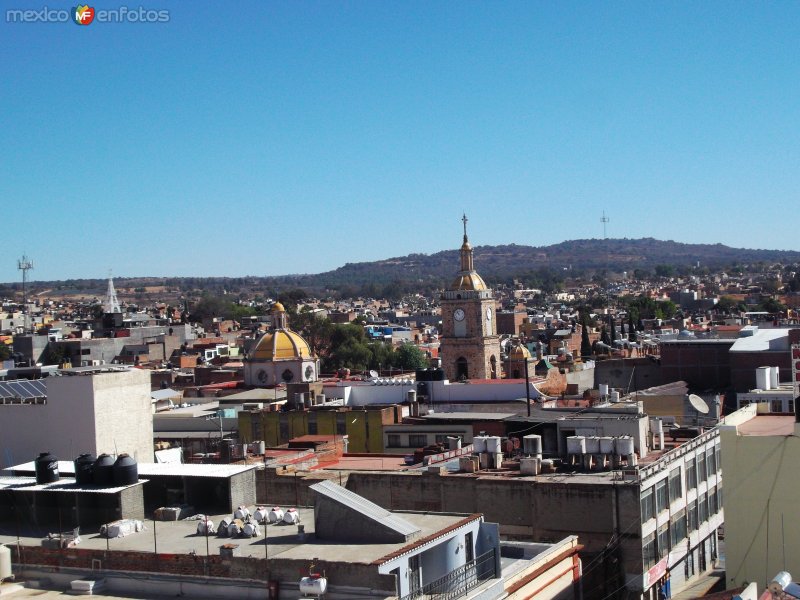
[601,210,610,240]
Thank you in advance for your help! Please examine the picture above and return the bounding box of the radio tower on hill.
[104,273,121,314]
[17,255,33,333]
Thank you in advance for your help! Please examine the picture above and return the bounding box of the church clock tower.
[439,215,502,380]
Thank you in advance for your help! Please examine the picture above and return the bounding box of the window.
[387,434,401,448]
[641,487,655,522]
[668,467,683,503]
[686,458,697,491]
[708,487,717,515]
[772,399,783,413]
[671,508,687,544]
[643,532,658,570]
[789,399,795,414]
[697,452,706,485]
[657,522,670,557]
[715,446,722,473]
[717,485,723,510]
[655,479,668,513]
[705,448,714,479]
[699,493,709,523]
[687,499,698,532]
[408,434,427,448]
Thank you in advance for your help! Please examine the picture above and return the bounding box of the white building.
[0,366,153,467]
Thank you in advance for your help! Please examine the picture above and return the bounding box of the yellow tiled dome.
[251,330,311,360]
[272,302,286,313]
[508,344,531,360]
[451,272,488,291]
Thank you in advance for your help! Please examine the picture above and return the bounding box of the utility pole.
[601,211,609,240]
[17,255,34,333]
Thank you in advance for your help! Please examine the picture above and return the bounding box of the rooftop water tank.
[93,454,115,486]
[585,436,601,454]
[609,391,620,403]
[74,453,95,486]
[268,507,284,523]
[523,434,542,456]
[283,508,300,524]
[253,507,268,524]
[299,576,328,596]
[599,437,615,454]
[566,436,586,455]
[486,437,502,454]
[35,452,59,484]
[615,436,635,456]
[756,366,771,391]
[472,436,487,454]
[599,384,609,397]
[770,366,780,389]
[234,506,250,520]
[0,544,11,581]
[113,454,138,486]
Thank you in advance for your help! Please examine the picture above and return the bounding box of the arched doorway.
[490,355,497,379]
[456,357,468,380]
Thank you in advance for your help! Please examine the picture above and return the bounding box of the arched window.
[456,357,468,380]
[490,355,498,379]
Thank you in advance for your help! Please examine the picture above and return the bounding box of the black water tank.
[74,453,95,486]
[35,452,60,484]
[113,453,138,486]
[93,453,115,486]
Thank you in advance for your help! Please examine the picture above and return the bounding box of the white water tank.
[650,418,663,436]
[567,436,586,454]
[599,437,615,454]
[472,436,487,453]
[268,507,284,523]
[615,436,635,456]
[283,508,300,524]
[599,383,609,397]
[609,391,620,403]
[253,507,268,524]
[523,434,542,456]
[770,366,780,389]
[299,576,328,596]
[196,519,215,535]
[243,522,260,537]
[520,457,540,476]
[218,518,231,536]
[756,366,771,391]
[227,521,242,537]
[0,543,12,581]
[486,437,502,454]
[585,436,601,454]
[234,506,250,520]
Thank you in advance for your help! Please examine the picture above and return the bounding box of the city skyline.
[3,2,799,282]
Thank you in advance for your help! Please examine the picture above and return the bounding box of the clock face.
[304,365,314,381]
[454,308,466,322]
[485,307,492,321]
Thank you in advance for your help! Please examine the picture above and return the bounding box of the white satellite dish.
[688,394,710,414]
[369,370,379,379]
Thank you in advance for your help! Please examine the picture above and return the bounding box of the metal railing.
[398,548,497,600]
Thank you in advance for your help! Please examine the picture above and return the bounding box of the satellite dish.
[369,370,379,379]
[688,394,710,414]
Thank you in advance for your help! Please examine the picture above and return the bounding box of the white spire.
[105,273,121,314]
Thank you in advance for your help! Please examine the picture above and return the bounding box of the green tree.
[715,296,741,314]
[609,316,617,345]
[654,264,675,278]
[580,320,592,358]
[0,344,11,362]
[600,325,610,346]
[393,343,429,371]
[759,297,786,313]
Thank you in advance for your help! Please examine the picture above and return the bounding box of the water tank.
[218,518,231,536]
[472,436,487,453]
[406,390,417,403]
[283,508,300,524]
[196,520,215,535]
[585,436,601,454]
[253,507,268,523]
[268,507,284,523]
[609,391,620,403]
[520,457,540,476]
[523,434,542,456]
[756,366,771,391]
[256,440,266,455]
[299,576,328,596]
[599,383,609,397]
[227,521,242,537]
[0,544,11,581]
[566,436,586,455]
[485,437,502,454]
[615,436,635,456]
[650,418,664,436]
[315,394,326,405]
[112,454,138,486]
[243,522,260,537]
[35,452,60,484]
[447,437,462,451]
[599,437,615,454]
[234,506,250,520]
[770,366,780,389]
[93,454,115,486]
[74,453,95,486]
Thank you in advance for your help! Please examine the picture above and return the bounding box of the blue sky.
[2,2,799,282]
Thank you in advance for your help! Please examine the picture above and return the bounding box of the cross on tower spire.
[462,213,469,242]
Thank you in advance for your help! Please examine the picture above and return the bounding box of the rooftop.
[4,461,255,479]
[736,414,796,437]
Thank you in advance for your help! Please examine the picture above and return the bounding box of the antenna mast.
[601,210,610,240]
[17,255,34,333]
[105,272,121,314]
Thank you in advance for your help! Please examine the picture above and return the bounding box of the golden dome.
[450,272,488,291]
[272,302,286,313]
[508,344,531,360]
[251,330,311,360]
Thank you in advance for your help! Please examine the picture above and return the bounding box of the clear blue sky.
[2,1,799,282]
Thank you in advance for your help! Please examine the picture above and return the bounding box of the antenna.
[17,254,34,333]
[601,211,610,240]
[105,271,121,314]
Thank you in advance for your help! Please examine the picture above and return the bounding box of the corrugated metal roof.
[309,480,420,536]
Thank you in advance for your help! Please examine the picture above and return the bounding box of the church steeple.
[460,213,474,272]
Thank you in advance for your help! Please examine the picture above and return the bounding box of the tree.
[654,264,675,278]
[0,344,11,362]
[759,297,786,314]
[609,316,617,345]
[715,296,741,315]
[600,325,610,346]
[628,311,637,342]
[580,322,592,358]
[394,343,429,371]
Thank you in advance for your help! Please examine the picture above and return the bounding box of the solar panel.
[0,379,47,400]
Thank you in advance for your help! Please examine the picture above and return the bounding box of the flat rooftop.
[0,476,145,494]
[4,461,255,479]
[0,505,476,567]
[737,415,796,437]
